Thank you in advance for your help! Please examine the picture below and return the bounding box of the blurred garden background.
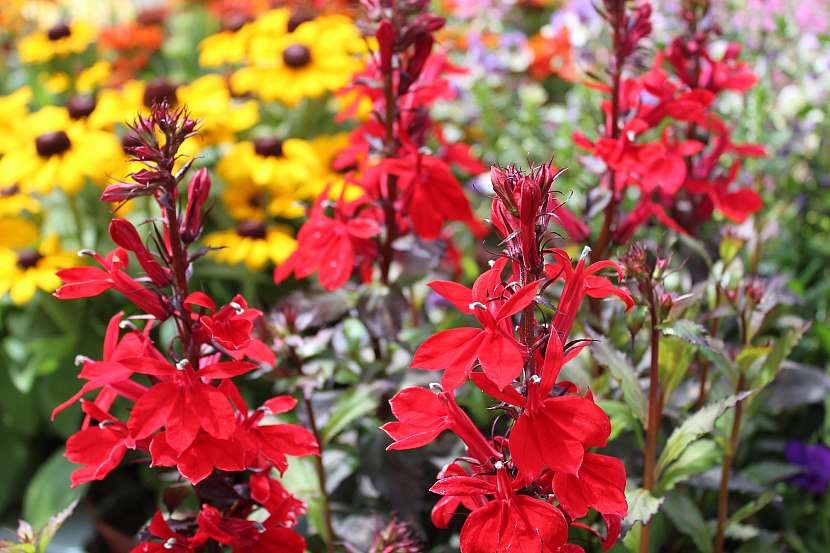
[0,0,829,552]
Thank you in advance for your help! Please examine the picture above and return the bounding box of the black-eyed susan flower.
[89,76,255,146]
[177,74,259,144]
[18,21,95,64]
[0,232,76,304]
[217,137,322,190]
[231,13,365,105]
[0,106,123,195]
[198,15,257,67]
[220,178,305,221]
[204,220,297,270]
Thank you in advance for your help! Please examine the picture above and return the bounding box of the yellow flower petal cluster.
[198,8,366,105]
[0,106,123,195]
[204,222,297,270]
[18,21,95,63]
[0,231,76,304]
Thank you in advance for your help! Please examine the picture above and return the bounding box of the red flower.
[432,467,569,553]
[510,391,610,478]
[131,511,208,553]
[65,401,131,486]
[55,247,170,319]
[411,258,542,390]
[431,463,481,528]
[552,452,628,519]
[381,386,500,465]
[274,190,380,291]
[545,249,633,341]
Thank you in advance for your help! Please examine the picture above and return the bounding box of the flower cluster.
[275,0,486,291]
[573,0,766,250]
[383,164,632,552]
[52,104,318,553]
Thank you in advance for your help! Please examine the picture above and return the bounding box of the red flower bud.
[377,20,395,74]
[181,168,211,243]
[109,219,170,287]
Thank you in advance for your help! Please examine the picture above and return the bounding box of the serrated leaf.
[657,439,720,494]
[752,324,810,389]
[662,491,711,553]
[624,488,664,527]
[590,339,647,425]
[656,392,753,478]
[659,320,732,375]
[319,384,379,445]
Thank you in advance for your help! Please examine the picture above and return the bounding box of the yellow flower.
[18,21,95,64]
[204,221,296,270]
[177,74,259,144]
[0,87,33,155]
[199,17,257,67]
[77,61,113,94]
[0,185,41,217]
[87,80,145,130]
[301,134,364,201]
[0,233,76,304]
[88,77,251,147]
[0,217,38,249]
[231,13,365,105]
[0,106,123,195]
[217,137,323,190]
[221,178,305,221]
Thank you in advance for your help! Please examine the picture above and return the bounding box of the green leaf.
[658,337,695,400]
[319,384,379,446]
[590,339,647,425]
[624,488,664,527]
[656,391,753,478]
[752,324,810,389]
[659,320,732,375]
[598,399,637,441]
[727,490,778,528]
[662,491,711,553]
[23,449,87,529]
[656,439,720,494]
[280,457,326,539]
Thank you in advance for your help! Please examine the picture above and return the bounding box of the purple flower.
[785,441,830,493]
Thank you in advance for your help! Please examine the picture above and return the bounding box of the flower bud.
[181,168,211,243]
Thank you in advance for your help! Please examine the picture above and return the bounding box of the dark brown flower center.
[236,220,267,239]
[223,14,253,32]
[1,184,20,197]
[253,137,284,158]
[248,191,264,208]
[136,8,166,27]
[47,22,72,41]
[17,248,42,269]
[287,12,314,33]
[282,44,311,68]
[36,131,71,157]
[143,78,178,109]
[66,95,96,119]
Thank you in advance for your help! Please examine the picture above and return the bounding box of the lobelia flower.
[410,257,543,390]
[274,188,381,291]
[56,102,318,551]
[384,157,630,551]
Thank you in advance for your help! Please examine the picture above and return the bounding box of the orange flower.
[529,26,577,81]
